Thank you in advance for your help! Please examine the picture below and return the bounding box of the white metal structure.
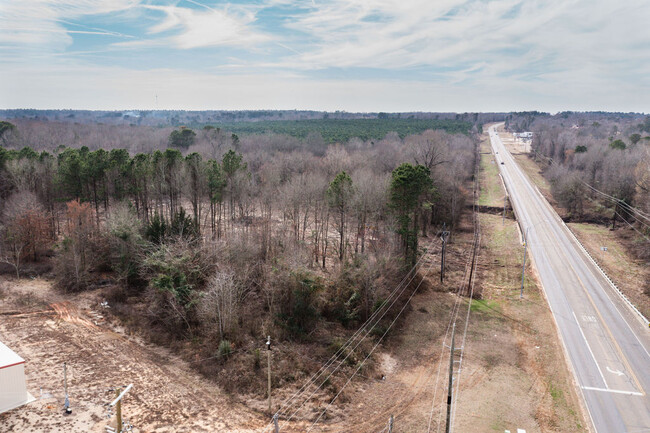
[0,341,34,414]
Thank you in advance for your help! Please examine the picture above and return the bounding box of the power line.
[579,178,650,221]
[427,213,478,433]
[613,209,650,243]
[530,147,650,225]
[269,238,441,431]
[580,181,650,225]
[278,254,428,429]
[450,230,480,431]
[613,201,650,230]
[306,256,438,432]
[579,193,650,242]
[427,134,481,433]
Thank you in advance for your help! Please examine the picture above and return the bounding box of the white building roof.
[0,341,25,369]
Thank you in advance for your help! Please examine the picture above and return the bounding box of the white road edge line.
[581,386,644,397]
[572,310,608,389]
[562,220,650,361]
[490,126,599,433]
[561,207,649,328]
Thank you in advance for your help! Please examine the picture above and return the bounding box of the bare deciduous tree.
[0,191,50,277]
[198,271,247,340]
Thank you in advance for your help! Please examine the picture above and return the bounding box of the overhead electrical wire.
[306,255,439,432]
[266,235,442,432]
[530,148,650,224]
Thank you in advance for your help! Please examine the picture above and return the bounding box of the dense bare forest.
[0,117,477,393]
[507,111,650,261]
[0,108,506,129]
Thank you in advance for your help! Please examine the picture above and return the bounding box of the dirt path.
[0,278,263,433]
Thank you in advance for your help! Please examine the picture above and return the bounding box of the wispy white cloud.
[1,0,648,111]
[115,4,269,50]
[66,30,133,37]
[272,0,650,86]
[0,0,139,50]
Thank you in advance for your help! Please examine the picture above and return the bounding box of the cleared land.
[0,279,262,433]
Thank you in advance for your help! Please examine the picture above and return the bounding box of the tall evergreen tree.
[389,163,433,267]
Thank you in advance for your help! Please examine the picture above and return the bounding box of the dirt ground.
[0,278,263,433]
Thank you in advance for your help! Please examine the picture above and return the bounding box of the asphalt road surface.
[488,124,650,433]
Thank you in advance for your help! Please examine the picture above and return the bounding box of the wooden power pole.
[109,384,133,433]
[445,323,456,433]
[440,227,450,283]
[267,336,272,413]
[115,388,122,432]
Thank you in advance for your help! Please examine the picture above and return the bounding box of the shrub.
[253,348,261,370]
[276,272,321,338]
[609,139,626,150]
[141,238,217,336]
[145,212,166,244]
[218,340,232,359]
[106,202,145,288]
[170,207,198,239]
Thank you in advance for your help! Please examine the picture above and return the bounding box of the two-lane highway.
[488,124,650,433]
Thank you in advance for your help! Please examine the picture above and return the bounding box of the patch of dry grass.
[465,213,586,433]
[479,136,506,208]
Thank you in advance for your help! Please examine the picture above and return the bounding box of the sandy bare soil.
[0,278,263,433]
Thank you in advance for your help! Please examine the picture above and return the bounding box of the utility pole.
[267,336,272,414]
[388,414,394,433]
[503,195,508,224]
[63,362,71,414]
[445,323,456,433]
[109,384,132,433]
[273,413,279,433]
[115,388,122,432]
[520,227,528,300]
[440,224,450,283]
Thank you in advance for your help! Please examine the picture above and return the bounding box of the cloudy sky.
[1,0,649,112]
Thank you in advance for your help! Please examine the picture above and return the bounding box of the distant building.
[0,341,34,414]
[513,132,533,141]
